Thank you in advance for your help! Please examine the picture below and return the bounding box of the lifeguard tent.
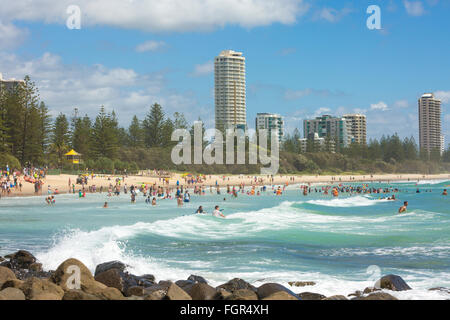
[65,149,82,164]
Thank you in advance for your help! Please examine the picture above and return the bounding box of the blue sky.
[0,0,448,144]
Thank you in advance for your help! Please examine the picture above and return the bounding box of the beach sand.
[4,172,450,197]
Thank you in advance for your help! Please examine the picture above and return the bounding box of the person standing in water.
[103,202,108,208]
[398,201,408,214]
[213,205,226,218]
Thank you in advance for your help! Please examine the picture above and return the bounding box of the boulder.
[175,280,195,292]
[257,283,300,300]
[354,292,398,300]
[127,295,144,300]
[21,277,64,300]
[262,291,299,300]
[186,283,218,300]
[50,258,98,292]
[0,266,17,287]
[215,288,232,300]
[7,250,37,269]
[298,292,326,300]
[322,295,348,300]
[29,263,43,272]
[378,275,411,291]
[347,290,362,298]
[0,257,4,263]
[94,261,127,277]
[217,278,257,293]
[95,287,124,300]
[429,287,450,294]
[187,275,208,284]
[63,289,102,300]
[1,279,24,290]
[288,281,316,287]
[95,268,125,292]
[0,287,26,300]
[31,293,62,300]
[363,287,381,294]
[226,289,259,301]
[164,283,192,300]
[125,286,145,297]
[144,290,166,300]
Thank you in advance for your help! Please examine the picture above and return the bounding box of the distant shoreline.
[1,173,449,199]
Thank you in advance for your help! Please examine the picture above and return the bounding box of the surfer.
[213,205,226,218]
[398,201,408,214]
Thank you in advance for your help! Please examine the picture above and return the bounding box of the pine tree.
[92,106,120,159]
[128,115,144,148]
[51,113,70,168]
[143,103,165,147]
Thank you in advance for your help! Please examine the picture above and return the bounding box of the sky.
[0,0,449,145]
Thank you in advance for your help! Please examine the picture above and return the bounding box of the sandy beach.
[3,172,450,197]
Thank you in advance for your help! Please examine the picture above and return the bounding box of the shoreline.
[2,173,450,198]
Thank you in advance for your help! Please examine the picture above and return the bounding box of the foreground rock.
[21,277,64,300]
[0,266,17,287]
[0,287,25,300]
[185,283,218,300]
[353,292,398,300]
[298,292,326,300]
[378,275,412,291]
[0,251,52,280]
[226,289,258,300]
[288,281,316,287]
[257,283,300,300]
[164,283,192,300]
[322,295,348,300]
[262,291,299,300]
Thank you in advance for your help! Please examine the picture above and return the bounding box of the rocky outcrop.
[94,261,127,276]
[288,281,316,287]
[298,292,326,300]
[5,250,36,269]
[188,275,207,284]
[1,279,24,290]
[257,283,300,300]
[217,278,257,293]
[262,291,300,300]
[322,295,348,300]
[378,275,411,291]
[63,289,102,300]
[0,287,26,300]
[21,277,64,300]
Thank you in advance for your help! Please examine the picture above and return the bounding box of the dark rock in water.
[353,292,398,300]
[186,283,218,300]
[8,250,36,269]
[217,278,257,293]
[225,289,258,301]
[299,292,326,300]
[288,281,316,287]
[363,287,381,294]
[378,275,411,291]
[429,287,450,294]
[94,261,127,276]
[0,287,26,300]
[137,274,155,283]
[95,269,126,292]
[257,283,300,300]
[175,280,195,292]
[188,275,208,284]
[347,290,362,298]
[322,295,348,300]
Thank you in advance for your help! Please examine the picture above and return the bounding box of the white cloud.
[191,61,214,77]
[394,100,409,108]
[1,0,310,32]
[135,40,166,53]
[434,91,450,104]
[403,0,426,16]
[370,101,389,111]
[0,21,29,49]
[313,107,331,117]
[0,52,204,124]
[313,7,353,23]
[284,88,344,100]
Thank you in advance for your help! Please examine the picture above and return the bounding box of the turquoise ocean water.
[1,179,449,299]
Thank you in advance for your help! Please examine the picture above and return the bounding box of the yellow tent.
[65,149,82,164]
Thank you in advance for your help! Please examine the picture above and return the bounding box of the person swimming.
[103,202,108,208]
[196,206,205,214]
[443,189,448,196]
[212,205,225,218]
[398,201,408,214]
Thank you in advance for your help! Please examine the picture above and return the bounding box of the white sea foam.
[305,196,382,207]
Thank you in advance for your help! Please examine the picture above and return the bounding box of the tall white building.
[418,93,442,155]
[255,113,284,143]
[303,115,351,150]
[214,50,246,132]
[343,114,367,145]
[441,135,445,156]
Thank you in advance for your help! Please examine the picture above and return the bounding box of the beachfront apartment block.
[303,115,351,150]
[299,132,336,153]
[343,114,367,145]
[0,72,24,94]
[418,93,442,155]
[255,113,284,143]
[214,50,246,132]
